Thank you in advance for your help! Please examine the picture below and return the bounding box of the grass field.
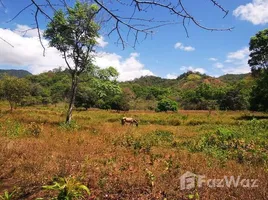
[0,102,268,199]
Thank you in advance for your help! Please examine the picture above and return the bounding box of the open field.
[0,102,268,199]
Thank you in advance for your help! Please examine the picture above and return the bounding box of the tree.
[1,75,30,111]
[74,67,121,110]
[106,95,129,111]
[156,98,178,112]
[248,29,268,74]
[1,0,233,50]
[250,72,268,111]
[248,29,268,111]
[219,88,249,111]
[44,2,100,123]
[75,87,98,110]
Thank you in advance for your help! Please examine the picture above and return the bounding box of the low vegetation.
[0,103,267,199]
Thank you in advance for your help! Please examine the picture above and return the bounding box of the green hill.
[219,73,250,84]
[123,71,227,90]
[0,69,32,78]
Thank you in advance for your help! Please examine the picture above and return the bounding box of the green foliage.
[44,1,100,123]
[115,130,174,154]
[145,169,155,187]
[220,88,249,110]
[192,119,268,164]
[177,71,209,81]
[75,85,98,109]
[109,94,130,111]
[27,69,71,105]
[27,122,42,137]
[250,72,268,111]
[156,98,178,112]
[248,28,268,73]
[42,176,90,200]
[2,67,256,112]
[0,190,16,200]
[44,2,99,56]
[0,69,31,78]
[0,75,31,111]
[59,120,80,131]
[219,74,250,84]
[0,120,26,138]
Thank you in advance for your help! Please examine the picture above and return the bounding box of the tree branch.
[4,0,234,50]
[0,36,14,48]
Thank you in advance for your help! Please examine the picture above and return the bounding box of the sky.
[0,0,267,81]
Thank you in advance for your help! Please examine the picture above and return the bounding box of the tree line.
[0,66,267,113]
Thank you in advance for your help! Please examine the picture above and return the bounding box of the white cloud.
[221,47,251,74]
[14,24,41,38]
[209,57,218,61]
[214,62,224,69]
[222,65,250,74]
[183,46,195,51]
[96,36,108,48]
[174,42,195,51]
[95,52,154,81]
[233,0,268,25]
[0,27,66,74]
[227,47,249,60]
[180,66,206,74]
[166,73,177,79]
[0,25,153,81]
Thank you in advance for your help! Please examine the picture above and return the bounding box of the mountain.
[123,71,229,90]
[219,73,251,84]
[0,69,32,78]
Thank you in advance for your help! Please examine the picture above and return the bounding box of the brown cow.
[121,117,138,127]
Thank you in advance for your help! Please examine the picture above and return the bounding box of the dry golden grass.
[0,102,267,199]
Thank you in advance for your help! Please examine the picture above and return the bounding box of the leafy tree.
[248,29,268,111]
[1,75,30,111]
[248,29,268,74]
[180,83,225,110]
[250,72,268,111]
[156,98,178,112]
[75,86,98,110]
[44,2,100,123]
[75,67,121,110]
[219,88,248,110]
[109,93,131,111]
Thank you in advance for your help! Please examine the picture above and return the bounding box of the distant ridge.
[122,71,251,89]
[0,69,32,78]
[218,73,250,84]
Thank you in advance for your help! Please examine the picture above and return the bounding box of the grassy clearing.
[0,103,267,199]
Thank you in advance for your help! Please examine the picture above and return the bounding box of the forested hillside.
[0,69,32,78]
[0,69,256,111]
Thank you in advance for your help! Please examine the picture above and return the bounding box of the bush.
[114,130,174,154]
[156,98,178,112]
[192,125,268,165]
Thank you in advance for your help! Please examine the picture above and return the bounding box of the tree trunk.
[66,74,78,124]
[9,101,14,112]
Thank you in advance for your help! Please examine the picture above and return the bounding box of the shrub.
[114,130,174,154]
[42,176,90,200]
[0,120,26,138]
[156,98,178,112]
[27,122,42,137]
[192,126,268,165]
[59,120,80,131]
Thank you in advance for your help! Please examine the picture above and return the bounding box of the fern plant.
[0,190,16,200]
[42,176,90,200]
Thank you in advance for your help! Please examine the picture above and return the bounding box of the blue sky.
[0,0,268,80]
